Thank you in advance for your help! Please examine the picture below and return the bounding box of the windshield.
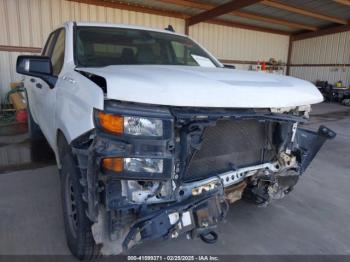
[75,26,219,68]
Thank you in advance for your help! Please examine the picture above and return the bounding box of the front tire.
[60,146,99,260]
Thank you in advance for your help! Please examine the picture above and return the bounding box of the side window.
[42,32,56,56]
[50,29,65,76]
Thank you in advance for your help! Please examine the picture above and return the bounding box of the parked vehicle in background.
[16,21,335,259]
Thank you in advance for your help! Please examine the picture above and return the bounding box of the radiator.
[185,119,276,182]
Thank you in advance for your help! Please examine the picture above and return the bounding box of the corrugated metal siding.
[291,32,350,64]
[290,31,350,86]
[0,0,186,47]
[190,23,289,62]
[290,66,350,87]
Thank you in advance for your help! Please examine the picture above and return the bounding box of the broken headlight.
[102,157,163,173]
[124,116,163,137]
[124,158,163,173]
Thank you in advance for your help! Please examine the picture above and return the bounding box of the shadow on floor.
[0,123,56,173]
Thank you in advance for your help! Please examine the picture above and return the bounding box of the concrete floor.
[0,103,349,256]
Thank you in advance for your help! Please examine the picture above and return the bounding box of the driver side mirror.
[16,55,57,87]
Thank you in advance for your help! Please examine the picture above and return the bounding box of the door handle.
[30,78,36,83]
[36,83,42,89]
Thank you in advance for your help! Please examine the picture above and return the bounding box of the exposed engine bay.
[71,101,335,254]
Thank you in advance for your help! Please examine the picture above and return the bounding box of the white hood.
[78,65,323,108]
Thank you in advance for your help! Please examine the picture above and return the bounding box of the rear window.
[75,26,218,68]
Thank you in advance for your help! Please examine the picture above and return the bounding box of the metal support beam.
[156,0,213,10]
[187,0,262,26]
[333,0,350,6]
[185,20,189,35]
[231,11,317,31]
[208,19,290,35]
[157,0,317,31]
[286,36,294,75]
[0,45,41,53]
[262,0,348,25]
[293,24,350,41]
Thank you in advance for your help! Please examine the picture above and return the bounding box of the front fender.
[55,71,104,142]
[54,71,104,165]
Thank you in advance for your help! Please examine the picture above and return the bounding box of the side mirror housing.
[16,55,57,87]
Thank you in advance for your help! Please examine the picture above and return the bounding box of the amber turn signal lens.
[102,158,123,172]
[97,112,124,134]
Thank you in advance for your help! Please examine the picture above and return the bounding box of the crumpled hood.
[78,65,323,108]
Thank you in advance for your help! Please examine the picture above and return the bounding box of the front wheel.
[60,148,99,260]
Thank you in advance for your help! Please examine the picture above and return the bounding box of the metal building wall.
[189,22,289,70]
[290,31,350,87]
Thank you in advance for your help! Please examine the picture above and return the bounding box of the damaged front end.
[71,101,335,254]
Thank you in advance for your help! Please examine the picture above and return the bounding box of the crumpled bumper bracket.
[122,191,228,252]
[295,125,336,173]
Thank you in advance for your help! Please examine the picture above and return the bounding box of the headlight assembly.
[102,157,163,174]
[124,116,163,137]
[95,105,173,179]
[96,111,124,134]
[95,111,163,137]
[124,158,163,173]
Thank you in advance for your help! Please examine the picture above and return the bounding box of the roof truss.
[333,0,350,6]
[292,24,350,41]
[157,0,318,31]
[68,0,350,39]
[262,0,348,25]
[186,0,263,26]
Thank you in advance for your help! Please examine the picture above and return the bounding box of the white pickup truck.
[16,21,335,259]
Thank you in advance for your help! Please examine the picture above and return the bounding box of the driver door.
[33,28,66,147]
[25,30,56,127]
